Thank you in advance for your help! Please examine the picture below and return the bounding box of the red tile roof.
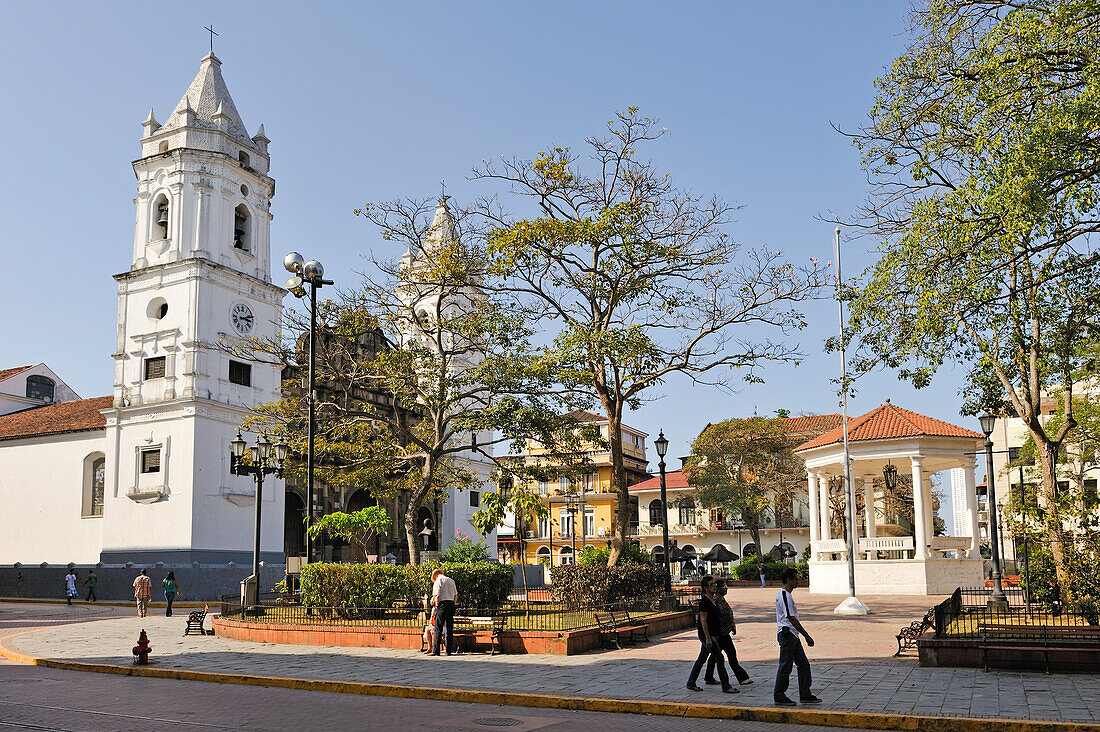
[0,396,112,441]
[0,365,34,383]
[629,469,691,492]
[564,409,606,424]
[784,414,843,437]
[795,400,983,452]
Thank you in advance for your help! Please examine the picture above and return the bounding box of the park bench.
[978,623,1100,673]
[609,610,649,644]
[894,607,936,656]
[594,611,639,650]
[452,615,505,656]
[184,606,209,636]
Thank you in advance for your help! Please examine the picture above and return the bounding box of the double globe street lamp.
[978,413,1010,611]
[230,431,289,609]
[653,430,672,597]
[283,252,334,565]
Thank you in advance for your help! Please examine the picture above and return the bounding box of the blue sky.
[0,3,975,487]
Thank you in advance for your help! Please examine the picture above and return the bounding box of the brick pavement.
[2,592,1099,727]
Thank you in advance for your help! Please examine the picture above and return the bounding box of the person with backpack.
[773,567,821,706]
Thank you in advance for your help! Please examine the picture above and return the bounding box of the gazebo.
[794,400,985,596]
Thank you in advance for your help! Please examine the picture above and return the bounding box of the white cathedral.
[0,53,493,568]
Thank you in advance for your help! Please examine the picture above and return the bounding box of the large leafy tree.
[686,417,806,559]
[838,0,1100,597]
[475,109,824,565]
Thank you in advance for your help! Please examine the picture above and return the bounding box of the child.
[422,605,438,653]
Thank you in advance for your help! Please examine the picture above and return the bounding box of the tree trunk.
[1037,440,1074,601]
[606,411,629,566]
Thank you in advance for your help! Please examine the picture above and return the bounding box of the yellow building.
[509,410,648,567]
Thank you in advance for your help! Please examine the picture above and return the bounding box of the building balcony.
[632,522,706,537]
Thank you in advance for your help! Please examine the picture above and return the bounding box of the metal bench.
[594,611,637,650]
[452,615,505,656]
[184,606,209,636]
[609,610,649,644]
[894,607,935,656]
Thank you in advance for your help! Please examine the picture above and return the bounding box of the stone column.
[911,457,928,559]
[808,472,820,558]
[863,473,877,559]
[818,473,832,542]
[964,459,980,557]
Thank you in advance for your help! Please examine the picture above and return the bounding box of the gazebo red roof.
[795,400,982,452]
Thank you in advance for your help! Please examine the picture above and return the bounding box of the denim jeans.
[773,628,812,700]
[706,632,751,684]
[165,592,176,616]
[688,635,729,688]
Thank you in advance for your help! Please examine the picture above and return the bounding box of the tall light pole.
[654,430,672,596]
[833,227,869,616]
[230,431,289,610]
[978,413,1010,611]
[284,252,334,565]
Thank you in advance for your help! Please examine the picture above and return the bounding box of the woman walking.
[163,571,179,617]
[704,578,752,686]
[686,575,737,693]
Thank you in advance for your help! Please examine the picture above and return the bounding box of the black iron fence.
[220,589,700,634]
[935,586,1100,638]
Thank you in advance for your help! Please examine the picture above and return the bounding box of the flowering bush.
[440,530,491,563]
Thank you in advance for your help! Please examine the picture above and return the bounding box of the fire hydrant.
[132,629,152,664]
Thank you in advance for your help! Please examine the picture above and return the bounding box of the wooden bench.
[594,611,638,650]
[184,606,209,636]
[978,623,1100,673]
[609,610,649,644]
[894,607,935,656]
[452,615,505,656]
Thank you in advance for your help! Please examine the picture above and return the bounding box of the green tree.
[838,0,1100,596]
[475,109,824,565]
[685,417,805,556]
[307,506,390,560]
[472,476,549,607]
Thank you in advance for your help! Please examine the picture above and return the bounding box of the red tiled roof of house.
[795,400,983,452]
[629,469,691,492]
[0,365,34,383]
[784,414,843,436]
[564,409,606,424]
[0,396,112,441]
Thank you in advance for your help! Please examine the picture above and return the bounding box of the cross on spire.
[204,23,219,54]
[440,179,447,199]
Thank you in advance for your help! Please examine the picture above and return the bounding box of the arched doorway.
[345,489,380,560]
[284,492,306,558]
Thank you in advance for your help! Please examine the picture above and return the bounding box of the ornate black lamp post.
[230,431,289,609]
[654,430,672,595]
[978,413,1010,611]
[283,252,334,565]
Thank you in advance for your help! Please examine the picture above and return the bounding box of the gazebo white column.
[911,457,928,558]
[964,459,980,556]
[862,473,877,558]
[922,476,935,551]
[808,472,820,549]
[818,473,831,541]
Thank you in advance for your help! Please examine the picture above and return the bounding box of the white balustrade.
[858,536,915,559]
[812,538,849,560]
[929,536,974,558]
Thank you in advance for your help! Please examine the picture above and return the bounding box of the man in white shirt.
[773,568,820,706]
[430,568,458,656]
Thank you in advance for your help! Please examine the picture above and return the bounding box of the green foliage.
[307,506,390,558]
[549,564,665,605]
[440,531,491,563]
[578,543,652,566]
[299,560,512,610]
[733,560,790,582]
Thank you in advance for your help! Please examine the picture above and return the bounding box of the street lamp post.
[978,413,1010,611]
[654,430,672,596]
[230,431,289,610]
[283,253,334,565]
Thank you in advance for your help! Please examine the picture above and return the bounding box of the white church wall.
[0,431,105,564]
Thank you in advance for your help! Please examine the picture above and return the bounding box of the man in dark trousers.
[83,569,98,602]
[430,568,458,656]
[773,568,821,706]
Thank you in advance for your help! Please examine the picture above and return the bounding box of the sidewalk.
[2,592,1098,730]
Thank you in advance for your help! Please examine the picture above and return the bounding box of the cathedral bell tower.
[99,53,285,564]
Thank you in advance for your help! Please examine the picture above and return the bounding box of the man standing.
[430,568,458,656]
[773,568,821,706]
[83,569,98,602]
[133,569,152,618]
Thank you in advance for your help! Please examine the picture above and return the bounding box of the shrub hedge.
[550,564,665,605]
[300,561,512,611]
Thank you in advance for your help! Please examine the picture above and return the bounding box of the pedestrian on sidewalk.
[758,560,766,588]
[83,569,98,602]
[429,568,457,656]
[64,569,78,605]
[773,568,820,706]
[686,575,736,694]
[133,569,152,618]
[704,579,751,686]
[163,571,179,616]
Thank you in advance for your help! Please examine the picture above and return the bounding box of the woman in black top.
[686,575,736,692]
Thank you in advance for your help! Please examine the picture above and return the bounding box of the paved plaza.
[2,590,1098,728]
